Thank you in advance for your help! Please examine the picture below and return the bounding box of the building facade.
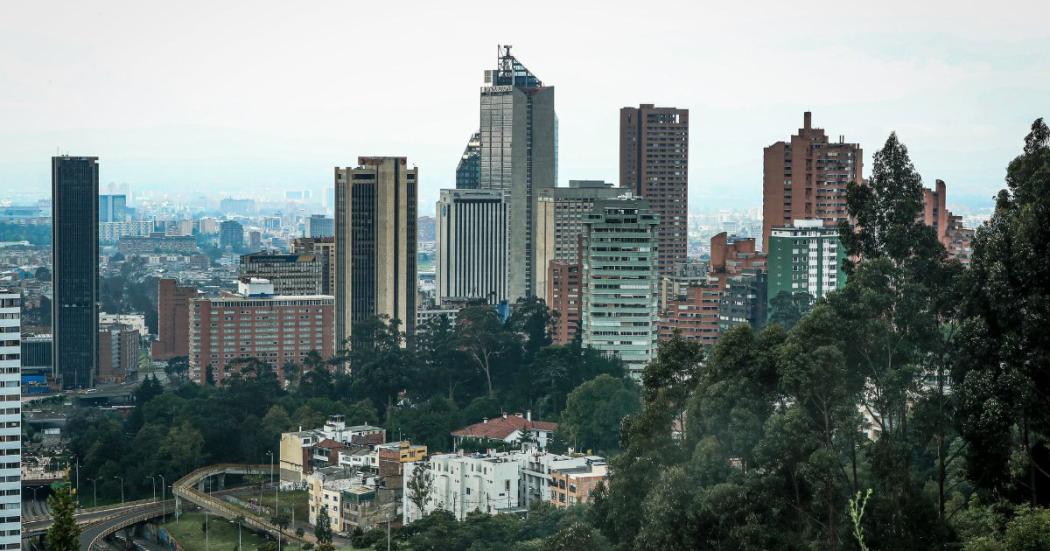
[436,189,508,304]
[97,322,139,384]
[620,105,689,277]
[0,291,20,549]
[98,194,127,223]
[479,46,556,301]
[52,156,99,389]
[547,260,582,344]
[581,198,660,378]
[334,157,418,346]
[766,220,846,308]
[188,278,335,384]
[239,252,323,296]
[534,181,625,296]
[151,279,198,361]
[922,179,975,264]
[455,132,481,190]
[219,220,244,250]
[306,215,335,238]
[291,237,336,295]
[762,112,863,248]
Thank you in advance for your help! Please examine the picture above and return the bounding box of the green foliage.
[559,374,639,455]
[46,484,81,550]
[315,505,333,543]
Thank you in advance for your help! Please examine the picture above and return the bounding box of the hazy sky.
[2,1,1048,212]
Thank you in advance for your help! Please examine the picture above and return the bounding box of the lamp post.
[146,475,157,502]
[86,478,97,508]
[113,476,124,505]
[205,510,210,550]
[157,475,166,519]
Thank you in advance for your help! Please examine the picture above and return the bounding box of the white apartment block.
[0,291,20,549]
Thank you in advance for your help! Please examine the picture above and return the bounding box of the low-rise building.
[450,412,557,451]
[548,458,608,508]
[306,468,389,533]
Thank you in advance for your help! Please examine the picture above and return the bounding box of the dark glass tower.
[455,132,481,189]
[52,156,99,389]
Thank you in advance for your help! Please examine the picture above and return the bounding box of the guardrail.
[87,504,167,550]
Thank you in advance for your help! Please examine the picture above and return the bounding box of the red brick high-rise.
[547,260,582,345]
[620,104,689,276]
[151,278,198,360]
[762,112,863,249]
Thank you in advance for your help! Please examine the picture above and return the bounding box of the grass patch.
[160,511,270,550]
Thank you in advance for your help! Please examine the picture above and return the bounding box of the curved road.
[80,501,170,550]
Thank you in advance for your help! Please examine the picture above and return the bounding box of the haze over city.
[2,0,1048,211]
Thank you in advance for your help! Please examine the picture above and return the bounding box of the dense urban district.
[1,48,1047,550]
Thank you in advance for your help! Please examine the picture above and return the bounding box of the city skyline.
[2,1,1047,212]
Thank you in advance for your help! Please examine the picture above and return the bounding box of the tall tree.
[46,484,81,550]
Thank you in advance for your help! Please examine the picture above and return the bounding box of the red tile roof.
[451,415,558,441]
[316,438,347,450]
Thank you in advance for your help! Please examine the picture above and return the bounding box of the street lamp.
[146,475,157,502]
[157,475,166,519]
[113,476,124,505]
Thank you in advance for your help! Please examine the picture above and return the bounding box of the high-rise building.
[620,104,689,277]
[292,237,336,295]
[922,179,975,264]
[534,181,626,297]
[220,220,244,250]
[547,260,582,344]
[719,271,768,334]
[436,189,508,304]
[766,220,846,309]
[455,132,481,190]
[479,46,556,301]
[335,157,418,346]
[52,156,99,389]
[247,229,263,251]
[239,252,323,296]
[581,198,660,378]
[0,291,20,549]
[98,194,127,222]
[189,278,335,384]
[219,197,256,215]
[305,214,335,238]
[97,322,139,384]
[762,112,863,248]
[151,279,199,361]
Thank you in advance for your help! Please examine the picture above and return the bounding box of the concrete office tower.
[52,156,99,389]
[766,220,846,306]
[456,132,481,189]
[581,198,660,378]
[436,189,508,304]
[239,252,323,296]
[335,157,418,346]
[97,322,139,384]
[0,291,20,548]
[534,180,625,297]
[98,194,127,222]
[151,279,199,361]
[220,219,244,250]
[762,111,863,248]
[292,237,336,295]
[620,104,689,277]
[306,214,335,238]
[189,278,335,384]
[479,46,556,301]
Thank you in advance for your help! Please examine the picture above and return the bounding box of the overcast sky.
[1,0,1048,212]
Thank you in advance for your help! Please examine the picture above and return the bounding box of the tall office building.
[534,180,626,296]
[335,157,418,346]
[52,156,99,389]
[305,214,335,238]
[766,220,846,306]
[455,132,481,190]
[220,220,244,250]
[479,46,556,301]
[762,112,863,248]
[0,291,20,549]
[292,237,336,295]
[620,104,689,277]
[239,252,323,295]
[436,189,508,304]
[581,198,660,378]
[98,194,127,222]
[151,279,199,361]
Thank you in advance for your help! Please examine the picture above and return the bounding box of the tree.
[315,505,333,543]
[406,462,434,518]
[767,290,813,330]
[558,374,640,455]
[46,484,81,550]
[456,306,516,397]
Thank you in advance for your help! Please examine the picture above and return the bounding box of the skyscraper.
[766,220,846,306]
[455,132,481,190]
[151,278,198,361]
[98,194,127,222]
[291,237,336,295]
[762,112,863,248]
[620,104,689,277]
[52,156,99,389]
[581,197,660,378]
[220,219,244,250]
[335,157,418,347]
[0,290,21,548]
[479,46,556,301]
[436,189,508,304]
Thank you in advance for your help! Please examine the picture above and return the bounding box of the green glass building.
[766,219,846,311]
